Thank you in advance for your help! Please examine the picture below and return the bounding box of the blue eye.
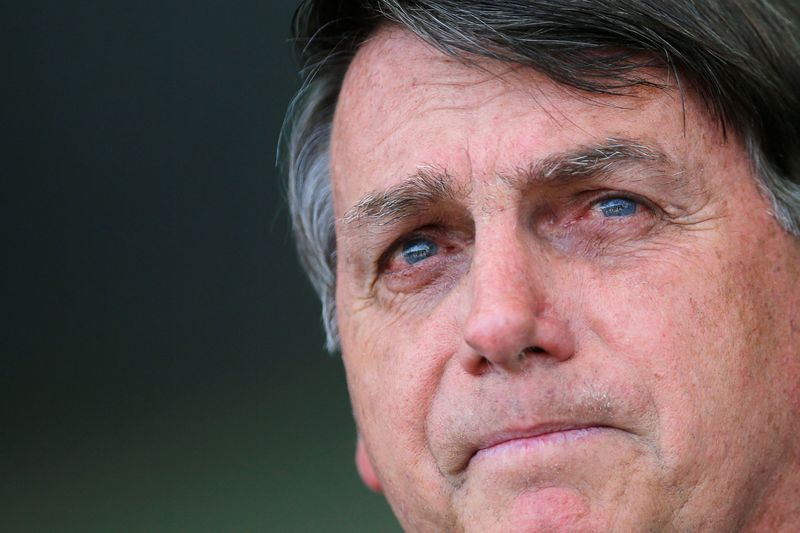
[402,238,439,265]
[598,197,637,217]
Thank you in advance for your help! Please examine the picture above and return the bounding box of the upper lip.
[434,386,642,478]
[467,422,611,465]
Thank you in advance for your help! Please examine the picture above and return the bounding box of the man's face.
[330,28,800,532]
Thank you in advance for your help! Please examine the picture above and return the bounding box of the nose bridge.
[460,218,574,373]
[470,222,540,316]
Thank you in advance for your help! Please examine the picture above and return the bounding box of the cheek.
[339,297,462,523]
[578,249,778,487]
[580,272,701,431]
[339,261,470,412]
[341,303,453,429]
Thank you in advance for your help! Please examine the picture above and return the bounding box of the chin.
[457,486,604,533]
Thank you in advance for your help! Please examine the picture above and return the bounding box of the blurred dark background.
[2,1,400,531]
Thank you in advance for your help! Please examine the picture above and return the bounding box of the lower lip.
[473,426,610,462]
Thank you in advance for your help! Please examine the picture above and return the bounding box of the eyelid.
[377,228,441,273]
[377,224,471,277]
[548,190,660,237]
[402,238,439,264]
[588,191,660,215]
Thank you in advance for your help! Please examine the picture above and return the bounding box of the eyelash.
[582,193,647,218]
[379,228,448,272]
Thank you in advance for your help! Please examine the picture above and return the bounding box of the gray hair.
[282,0,800,352]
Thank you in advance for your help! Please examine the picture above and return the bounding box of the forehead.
[330,27,708,217]
[334,27,530,135]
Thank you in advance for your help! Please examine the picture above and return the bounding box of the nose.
[459,232,575,375]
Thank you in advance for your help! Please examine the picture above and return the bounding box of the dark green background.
[3,1,400,531]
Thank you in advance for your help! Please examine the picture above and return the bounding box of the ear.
[355,434,382,493]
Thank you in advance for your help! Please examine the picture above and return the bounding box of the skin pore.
[330,26,800,532]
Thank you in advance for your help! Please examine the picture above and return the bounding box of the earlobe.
[355,435,383,493]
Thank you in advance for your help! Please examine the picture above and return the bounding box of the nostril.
[463,307,575,372]
[518,346,546,362]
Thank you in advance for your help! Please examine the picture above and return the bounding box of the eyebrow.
[342,167,465,228]
[342,138,670,229]
[532,137,667,184]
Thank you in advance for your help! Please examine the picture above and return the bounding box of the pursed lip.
[468,423,613,465]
